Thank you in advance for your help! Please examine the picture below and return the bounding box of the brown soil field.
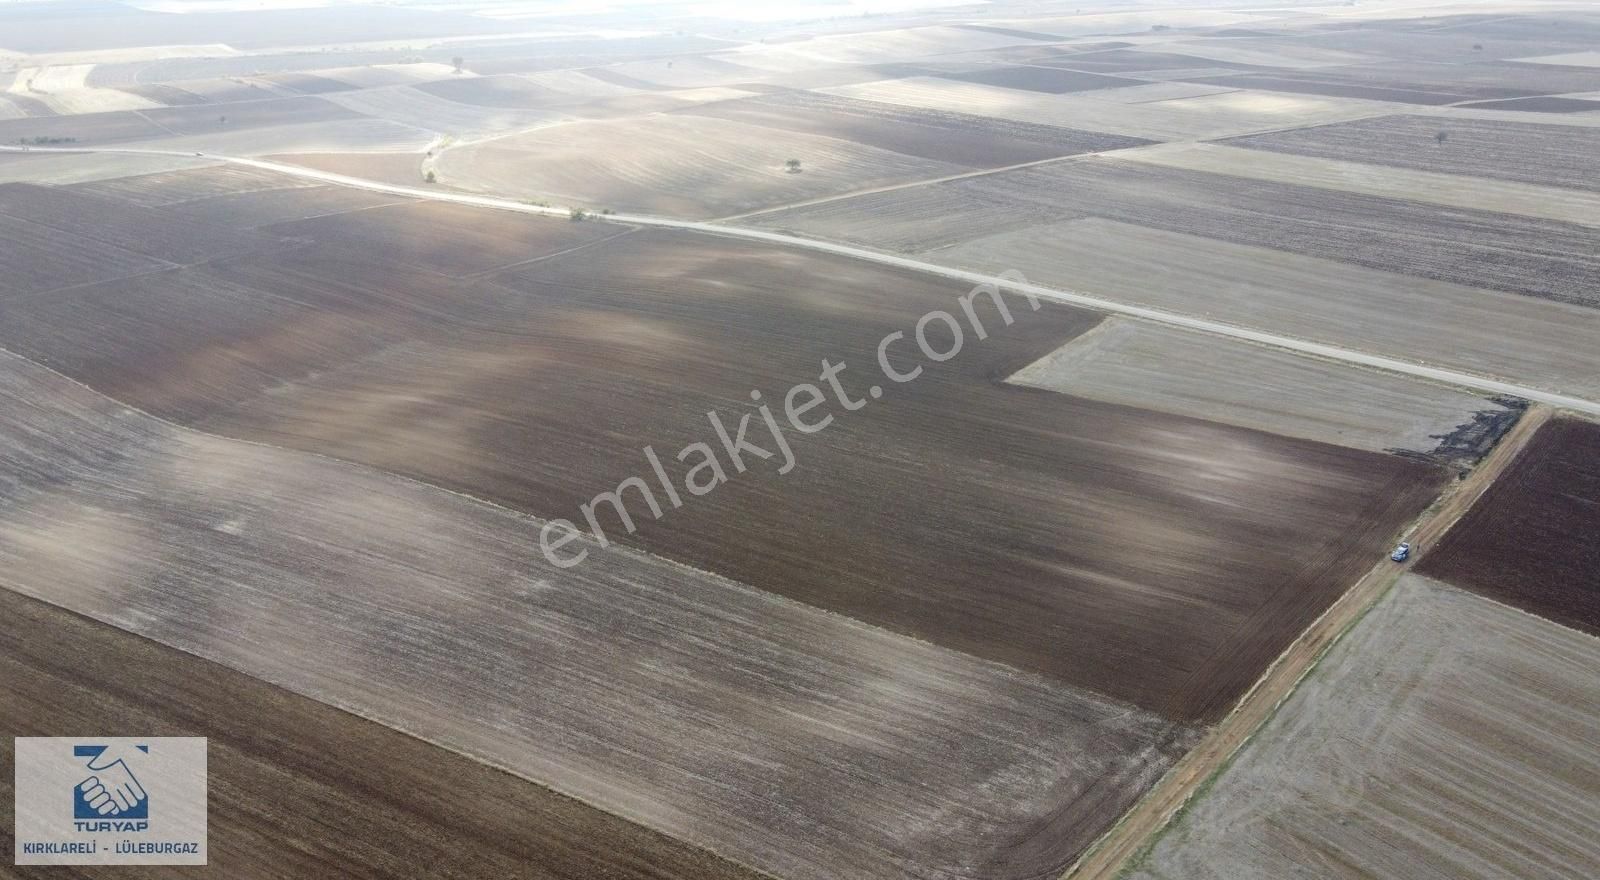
[0,108,165,145]
[674,90,1150,168]
[144,95,364,136]
[935,65,1143,93]
[748,157,1600,306]
[1418,417,1600,635]
[1229,114,1600,193]
[159,184,407,228]
[260,200,623,276]
[1125,574,1600,880]
[414,74,571,108]
[0,213,168,295]
[0,349,1193,880]
[0,175,1448,723]
[0,589,764,880]
[68,163,322,206]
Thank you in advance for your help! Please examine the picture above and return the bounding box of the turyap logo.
[14,737,206,866]
[72,744,150,826]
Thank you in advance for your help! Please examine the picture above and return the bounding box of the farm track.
[4,143,1598,416]
[1061,403,1554,880]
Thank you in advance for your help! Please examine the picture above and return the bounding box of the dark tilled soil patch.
[1418,417,1600,635]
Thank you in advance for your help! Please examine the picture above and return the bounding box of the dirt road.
[1062,403,1554,880]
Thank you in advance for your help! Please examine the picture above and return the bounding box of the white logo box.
[14,737,207,865]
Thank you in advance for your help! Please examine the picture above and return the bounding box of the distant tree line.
[16,136,78,145]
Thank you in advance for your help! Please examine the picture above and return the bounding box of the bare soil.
[0,175,1448,723]
[1228,114,1600,193]
[0,589,765,880]
[1418,416,1600,635]
[674,89,1149,168]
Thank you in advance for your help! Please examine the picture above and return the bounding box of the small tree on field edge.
[1435,130,1449,145]
[424,170,437,184]
[452,56,465,74]
[785,158,802,173]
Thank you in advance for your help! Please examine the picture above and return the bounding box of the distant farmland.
[747,157,1600,305]
[1227,114,1600,193]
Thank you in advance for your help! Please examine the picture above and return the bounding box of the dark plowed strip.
[1418,417,1600,635]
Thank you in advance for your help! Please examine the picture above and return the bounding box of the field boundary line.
[1060,403,1552,880]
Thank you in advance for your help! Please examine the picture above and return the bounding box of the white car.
[1390,542,1411,562]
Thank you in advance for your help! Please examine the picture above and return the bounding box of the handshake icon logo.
[72,745,149,820]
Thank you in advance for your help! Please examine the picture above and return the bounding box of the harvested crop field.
[1126,574,1600,880]
[1228,114,1600,192]
[433,114,967,217]
[1117,142,1600,229]
[748,157,1600,305]
[919,219,1600,399]
[1418,417,1600,634]
[0,174,1445,726]
[0,349,1195,880]
[1009,318,1520,464]
[0,588,765,880]
[1460,95,1600,112]
[673,90,1149,168]
[934,65,1141,93]
[820,77,1390,139]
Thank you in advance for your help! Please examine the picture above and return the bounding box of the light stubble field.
[1125,574,1600,880]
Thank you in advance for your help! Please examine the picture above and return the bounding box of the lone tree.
[424,170,437,184]
[1435,130,1449,145]
[785,158,802,173]
[452,56,465,74]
